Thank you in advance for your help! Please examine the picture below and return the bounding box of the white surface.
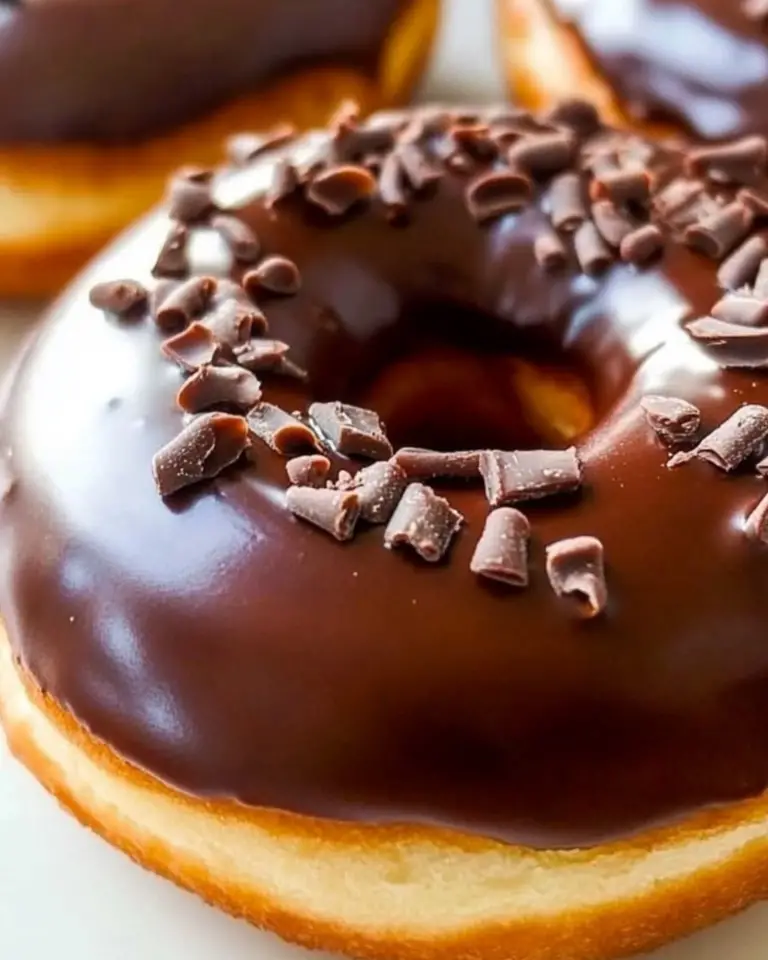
[2,1,768,957]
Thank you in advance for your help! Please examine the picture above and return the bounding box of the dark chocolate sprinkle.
[337,460,408,524]
[89,279,147,317]
[391,447,481,479]
[717,234,768,290]
[549,172,586,232]
[685,316,768,367]
[162,323,229,372]
[574,221,613,275]
[286,455,331,488]
[686,136,767,186]
[465,170,532,222]
[546,536,607,618]
[152,412,248,497]
[669,404,768,470]
[151,222,189,278]
[154,275,216,332]
[619,223,664,264]
[176,364,262,414]
[711,293,768,327]
[247,403,318,455]
[210,215,260,264]
[310,401,392,460]
[286,486,360,542]
[243,256,301,297]
[534,229,568,270]
[306,164,376,215]
[684,201,753,260]
[640,395,701,445]
[384,482,463,562]
[470,508,530,587]
[479,447,582,506]
[226,124,297,166]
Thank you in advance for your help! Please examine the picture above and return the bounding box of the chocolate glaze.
[551,0,768,140]
[4,115,768,849]
[0,0,412,142]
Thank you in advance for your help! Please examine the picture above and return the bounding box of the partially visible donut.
[7,101,768,960]
[498,0,768,141]
[0,0,438,297]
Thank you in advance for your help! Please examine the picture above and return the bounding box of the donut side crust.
[3,626,768,960]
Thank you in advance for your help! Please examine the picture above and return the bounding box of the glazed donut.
[498,0,768,141]
[0,0,438,298]
[6,101,768,960]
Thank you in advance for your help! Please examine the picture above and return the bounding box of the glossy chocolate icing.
[0,0,411,142]
[4,114,768,849]
[551,0,768,140]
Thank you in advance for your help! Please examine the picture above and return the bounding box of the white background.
[2,0,767,956]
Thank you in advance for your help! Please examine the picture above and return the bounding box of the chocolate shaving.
[545,99,601,138]
[465,171,532,222]
[507,131,576,177]
[205,297,266,345]
[286,486,359,541]
[177,364,262,413]
[590,167,651,206]
[336,460,407,523]
[234,338,290,372]
[243,256,301,297]
[210,215,260,264]
[247,403,318,454]
[711,293,768,327]
[717,235,768,291]
[286,454,331,488]
[162,322,229,372]
[306,164,376,215]
[152,412,248,497]
[226,124,296,166]
[470,508,530,587]
[384,482,463,562]
[534,229,568,270]
[745,490,768,543]
[640,395,701,445]
[574,221,613,275]
[620,223,664,264]
[549,173,586,232]
[686,136,767,186]
[154,276,216,332]
[266,158,300,207]
[391,447,480,480]
[669,404,768,470]
[166,170,213,223]
[546,536,607,618]
[479,447,582,506]
[310,401,392,460]
[684,200,753,260]
[152,222,189,278]
[686,316,768,367]
[591,200,635,247]
[89,279,147,317]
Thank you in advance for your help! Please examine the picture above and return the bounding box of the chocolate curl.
[166,169,214,223]
[686,316,768,368]
[717,235,768,290]
[590,167,652,206]
[591,201,635,247]
[549,172,586,232]
[337,460,407,524]
[546,536,607,618]
[89,279,147,317]
[534,229,568,270]
[310,401,392,460]
[286,455,331,488]
[756,258,768,298]
[244,256,301,297]
[234,339,290,372]
[384,482,463,562]
[226,124,296,165]
[545,98,601,138]
[151,222,189,278]
[640,395,701,446]
[619,223,664,264]
[470,508,530,587]
[247,403,319,455]
[152,413,248,497]
[154,276,216,332]
[465,171,532,222]
[286,486,360,541]
[177,364,262,413]
[306,164,376,215]
[686,136,767,186]
[162,323,230,372]
[669,404,768,470]
[210,215,260,264]
[266,158,300,207]
[574,221,613,275]
[711,293,768,328]
[391,447,482,480]
[507,130,576,177]
[684,201,753,260]
[745,491,768,543]
[480,448,582,507]
[205,298,266,346]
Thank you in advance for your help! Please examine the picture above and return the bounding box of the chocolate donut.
[5,102,768,959]
[499,0,768,141]
[0,0,437,295]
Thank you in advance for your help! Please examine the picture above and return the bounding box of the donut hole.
[351,302,599,452]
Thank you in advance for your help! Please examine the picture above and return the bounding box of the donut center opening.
[351,303,601,452]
